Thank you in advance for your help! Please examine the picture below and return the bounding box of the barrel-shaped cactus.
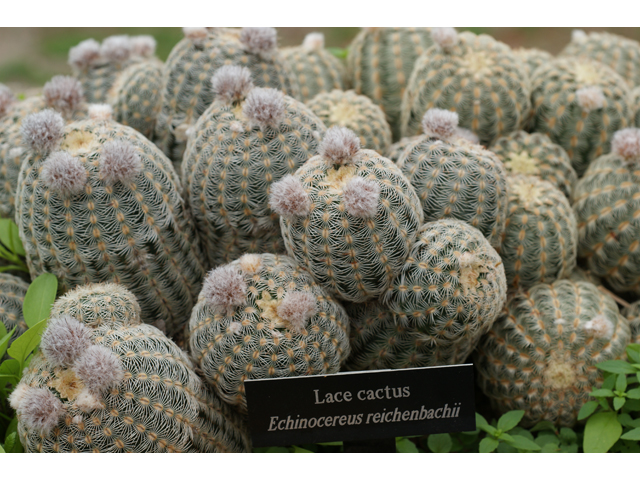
[632,86,640,127]
[10,283,250,452]
[530,57,631,176]
[271,127,423,303]
[307,89,392,154]
[281,32,346,103]
[182,66,326,269]
[189,254,351,413]
[622,300,640,344]
[15,106,205,339]
[0,273,28,345]
[513,47,553,78]
[490,131,577,198]
[400,29,531,145]
[499,175,577,290]
[474,279,631,427]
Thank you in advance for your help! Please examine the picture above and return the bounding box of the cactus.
[0,273,28,345]
[397,109,508,247]
[530,57,631,176]
[68,35,157,104]
[182,66,326,269]
[499,175,577,290]
[561,30,640,88]
[490,130,577,198]
[10,283,250,452]
[400,29,531,146]
[15,106,205,339]
[573,128,640,294]
[188,253,351,413]
[622,300,640,344]
[281,33,346,103]
[513,47,553,78]
[347,27,433,140]
[270,127,423,303]
[474,279,631,427]
[155,27,300,164]
[632,86,640,127]
[307,89,392,154]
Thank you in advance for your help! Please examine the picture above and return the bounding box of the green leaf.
[292,445,313,453]
[7,318,48,366]
[497,432,514,442]
[535,434,560,448]
[559,427,577,444]
[616,373,627,392]
[627,345,640,363]
[620,428,640,441]
[530,420,556,432]
[626,388,640,400]
[560,443,579,453]
[0,326,16,359]
[590,388,614,398]
[597,360,637,374]
[506,434,542,451]
[3,433,16,453]
[475,412,489,429]
[0,320,5,338]
[0,219,25,257]
[497,410,525,432]
[0,358,20,385]
[509,427,534,441]
[578,400,600,420]
[541,443,559,453]
[317,441,342,446]
[602,374,616,390]
[614,396,626,411]
[396,438,419,453]
[479,437,499,453]
[327,47,348,59]
[427,433,452,453]
[583,412,622,453]
[22,273,58,328]
[0,444,4,453]
[5,416,18,441]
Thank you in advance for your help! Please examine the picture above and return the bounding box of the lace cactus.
[622,300,640,344]
[397,109,508,247]
[632,87,640,127]
[155,27,299,163]
[182,66,326,269]
[400,29,531,145]
[491,131,577,198]
[474,279,631,427]
[347,27,433,140]
[513,47,553,78]
[270,127,423,303]
[15,106,205,339]
[188,254,351,413]
[281,32,346,103]
[0,273,28,345]
[307,89,392,154]
[530,57,632,176]
[499,175,577,290]
[10,283,250,452]
[573,128,640,294]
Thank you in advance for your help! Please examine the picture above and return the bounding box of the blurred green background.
[1,27,639,95]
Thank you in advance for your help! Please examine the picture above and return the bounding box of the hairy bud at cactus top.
[13,283,250,452]
[475,280,631,427]
[0,273,28,346]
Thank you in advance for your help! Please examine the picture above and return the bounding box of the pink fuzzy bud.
[41,151,87,196]
[183,27,209,47]
[269,175,310,219]
[211,65,254,104]
[74,345,124,394]
[41,315,93,367]
[302,33,325,51]
[572,30,588,42]
[319,126,361,166]
[422,108,459,140]
[100,35,132,63]
[68,39,101,70]
[243,88,286,129]
[88,104,113,122]
[240,27,277,57]
[201,265,247,312]
[0,84,16,117]
[277,291,317,334]
[21,109,64,152]
[583,314,614,339]
[100,140,143,185]
[432,28,458,52]
[576,86,605,112]
[612,128,640,160]
[17,387,64,435]
[343,176,381,218]
[131,35,156,57]
[43,76,84,115]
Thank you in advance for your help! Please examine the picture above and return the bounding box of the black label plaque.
[245,364,475,447]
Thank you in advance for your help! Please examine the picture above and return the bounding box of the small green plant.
[0,219,28,274]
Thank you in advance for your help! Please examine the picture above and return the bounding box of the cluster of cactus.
[0,273,28,344]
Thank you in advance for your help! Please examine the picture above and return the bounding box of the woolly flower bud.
[572,29,588,42]
[583,314,614,339]
[201,265,247,313]
[100,140,143,185]
[41,315,93,367]
[183,27,209,47]
[269,175,310,218]
[422,108,459,140]
[42,151,87,196]
[0,84,15,117]
[576,86,605,112]
[455,127,479,144]
[277,291,317,334]
[75,388,103,412]
[68,39,101,70]
[228,322,242,335]
[100,35,132,63]
[343,176,380,218]
[243,88,286,129]
[303,32,325,51]
[319,126,361,166]
[43,75,84,115]
[74,345,124,394]
[88,104,113,122]
[240,27,277,57]
[211,65,254,104]
[432,27,458,52]
[21,109,64,152]
[239,253,263,274]
[131,35,156,57]
[612,128,640,160]
[8,384,30,411]
[17,387,64,434]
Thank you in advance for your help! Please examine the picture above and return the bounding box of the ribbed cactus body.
[108,59,164,140]
[386,136,420,164]
[499,175,577,290]
[632,87,640,127]
[281,33,346,103]
[16,114,205,339]
[397,134,508,247]
[622,301,640,344]
[13,283,250,452]
[561,31,640,87]
[347,27,433,140]
[307,89,392,154]
[491,131,577,198]
[189,254,351,413]
[155,28,300,163]
[400,31,530,145]
[513,47,553,78]
[474,280,630,427]
[0,273,28,344]
[530,58,631,176]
